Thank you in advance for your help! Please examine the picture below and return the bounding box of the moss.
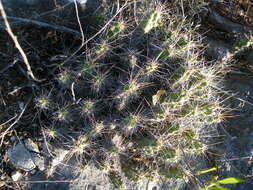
[56,108,69,121]
[73,135,89,154]
[233,35,253,51]
[81,100,95,115]
[110,146,119,156]
[93,14,106,26]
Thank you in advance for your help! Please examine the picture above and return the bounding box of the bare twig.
[73,0,85,44]
[0,97,31,147]
[0,114,18,127]
[0,16,82,38]
[0,0,41,82]
[71,82,76,102]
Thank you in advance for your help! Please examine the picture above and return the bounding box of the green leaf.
[214,184,229,190]
[206,187,220,190]
[197,167,220,175]
[218,177,245,184]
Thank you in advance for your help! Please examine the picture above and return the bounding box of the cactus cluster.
[1,0,228,189]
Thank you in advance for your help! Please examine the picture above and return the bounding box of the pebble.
[11,171,22,181]
[24,139,45,171]
[7,143,36,171]
[7,139,45,172]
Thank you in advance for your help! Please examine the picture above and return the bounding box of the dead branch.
[0,16,82,38]
[0,0,41,82]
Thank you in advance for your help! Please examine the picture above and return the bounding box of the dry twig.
[0,97,31,147]
[0,16,82,38]
[0,0,41,82]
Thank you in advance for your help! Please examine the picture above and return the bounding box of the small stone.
[24,139,45,171]
[10,136,16,143]
[11,171,23,181]
[18,102,24,110]
[7,143,36,171]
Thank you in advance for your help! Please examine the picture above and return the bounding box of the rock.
[207,10,252,34]
[7,139,45,172]
[11,171,23,181]
[25,159,114,190]
[218,74,253,190]
[24,139,45,171]
[47,148,69,177]
[204,38,231,60]
[7,143,36,172]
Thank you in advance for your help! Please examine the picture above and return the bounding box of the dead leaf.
[152,90,166,105]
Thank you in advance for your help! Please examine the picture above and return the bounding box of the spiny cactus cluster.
[30,1,226,189]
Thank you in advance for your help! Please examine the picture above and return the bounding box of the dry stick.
[73,0,85,44]
[0,115,18,127]
[71,82,76,102]
[0,16,82,38]
[0,0,41,82]
[56,0,85,67]
[0,97,31,147]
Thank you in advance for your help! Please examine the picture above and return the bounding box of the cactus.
[95,41,109,58]
[141,10,162,34]
[55,108,69,122]
[108,21,125,39]
[58,71,71,86]
[80,61,94,78]
[36,95,50,110]
[109,171,125,189]
[2,0,228,189]
[72,135,90,155]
